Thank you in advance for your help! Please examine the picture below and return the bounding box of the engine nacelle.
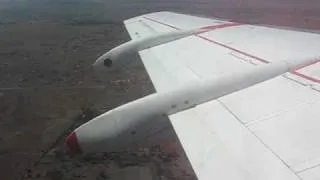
[65,56,319,154]
[92,28,209,78]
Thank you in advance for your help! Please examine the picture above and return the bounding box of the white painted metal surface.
[65,12,320,180]
[123,12,320,180]
[93,28,210,68]
[170,101,299,180]
[74,56,318,153]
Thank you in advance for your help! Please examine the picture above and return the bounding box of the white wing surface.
[124,12,320,180]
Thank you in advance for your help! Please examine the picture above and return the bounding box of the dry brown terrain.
[0,0,320,180]
[0,19,195,180]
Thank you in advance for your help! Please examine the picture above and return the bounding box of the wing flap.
[220,76,320,124]
[169,100,299,180]
[249,99,320,173]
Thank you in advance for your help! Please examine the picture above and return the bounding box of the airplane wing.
[123,12,320,180]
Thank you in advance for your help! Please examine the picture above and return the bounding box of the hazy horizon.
[0,0,319,24]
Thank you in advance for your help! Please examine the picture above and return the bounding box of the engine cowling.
[66,56,320,154]
[92,28,210,79]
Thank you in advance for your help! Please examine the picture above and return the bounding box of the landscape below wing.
[124,12,320,180]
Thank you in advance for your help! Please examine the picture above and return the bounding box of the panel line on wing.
[140,20,158,34]
[217,99,300,178]
[298,163,320,174]
[144,16,180,30]
[245,95,320,126]
[143,16,320,85]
